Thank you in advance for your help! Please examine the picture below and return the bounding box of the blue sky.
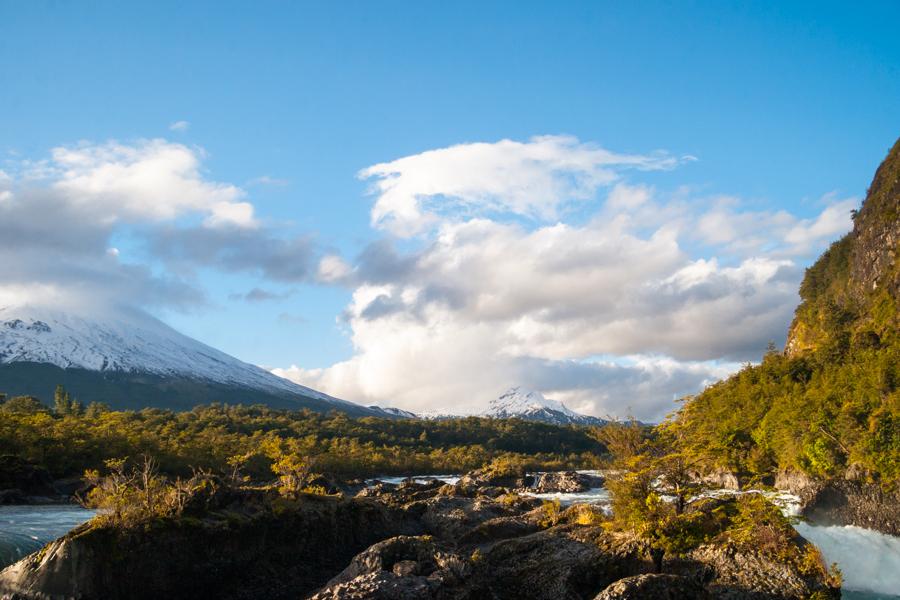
[1,1,898,417]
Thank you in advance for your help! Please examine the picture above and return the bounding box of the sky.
[1,1,899,420]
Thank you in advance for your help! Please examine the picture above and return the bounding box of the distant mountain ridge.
[0,304,389,417]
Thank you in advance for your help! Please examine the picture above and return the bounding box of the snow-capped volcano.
[0,304,386,416]
[481,387,606,426]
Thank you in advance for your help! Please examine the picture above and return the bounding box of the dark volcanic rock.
[457,465,527,489]
[531,471,604,493]
[667,543,840,600]
[461,525,650,600]
[594,574,709,599]
[775,469,900,536]
[309,535,468,599]
[801,479,900,536]
[309,571,438,599]
[0,492,422,600]
[410,494,523,540]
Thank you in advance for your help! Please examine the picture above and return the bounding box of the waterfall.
[795,522,900,597]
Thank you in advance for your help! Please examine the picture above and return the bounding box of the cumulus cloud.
[0,139,309,311]
[169,120,190,132]
[275,137,857,421]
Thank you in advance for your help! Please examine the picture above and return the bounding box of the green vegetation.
[604,451,839,583]
[667,342,899,483]
[0,393,605,482]
[665,139,900,486]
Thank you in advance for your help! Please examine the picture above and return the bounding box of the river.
[0,505,95,567]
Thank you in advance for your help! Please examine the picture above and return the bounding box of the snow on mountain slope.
[369,406,418,419]
[0,303,358,409]
[481,387,606,426]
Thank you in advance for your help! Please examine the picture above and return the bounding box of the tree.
[53,385,81,416]
[0,395,47,414]
[261,437,315,496]
[591,418,645,462]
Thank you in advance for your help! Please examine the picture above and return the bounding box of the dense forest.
[668,139,900,485]
[0,392,606,481]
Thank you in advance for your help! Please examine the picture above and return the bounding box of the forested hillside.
[669,139,900,484]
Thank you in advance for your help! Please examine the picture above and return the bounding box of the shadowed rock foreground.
[0,475,839,600]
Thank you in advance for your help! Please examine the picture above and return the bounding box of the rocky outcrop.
[461,525,650,600]
[457,466,531,489]
[773,469,819,496]
[594,574,709,599]
[801,479,900,536]
[692,468,742,491]
[667,544,839,599]
[774,469,900,536]
[309,535,469,599]
[0,492,422,600]
[530,471,605,493]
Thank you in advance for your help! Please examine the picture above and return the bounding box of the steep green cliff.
[671,139,900,484]
[787,137,900,356]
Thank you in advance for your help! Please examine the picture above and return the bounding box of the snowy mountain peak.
[489,387,579,417]
[0,303,382,415]
[481,387,605,426]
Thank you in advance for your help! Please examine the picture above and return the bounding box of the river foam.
[796,522,900,597]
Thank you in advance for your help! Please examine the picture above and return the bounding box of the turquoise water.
[0,505,94,568]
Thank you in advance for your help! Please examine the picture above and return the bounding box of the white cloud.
[168,120,190,132]
[360,135,684,237]
[317,254,353,283]
[0,138,307,312]
[46,139,256,228]
[274,137,857,420]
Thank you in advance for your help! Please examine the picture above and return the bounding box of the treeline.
[0,393,606,480]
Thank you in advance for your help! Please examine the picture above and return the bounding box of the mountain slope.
[480,387,606,426]
[0,304,386,416]
[787,137,900,357]
[670,138,900,483]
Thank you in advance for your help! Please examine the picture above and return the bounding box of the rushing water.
[0,505,94,568]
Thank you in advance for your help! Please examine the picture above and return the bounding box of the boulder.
[457,465,527,489]
[531,471,605,493]
[308,571,438,599]
[667,543,840,599]
[309,535,467,600]
[408,494,521,540]
[461,525,651,600]
[692,468,742,491]
[594,574,709,599]
[773,469,819,496]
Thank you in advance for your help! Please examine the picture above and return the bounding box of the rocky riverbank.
[0,469,840,600]
[775,469,900,536]
[0,456,83,506]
